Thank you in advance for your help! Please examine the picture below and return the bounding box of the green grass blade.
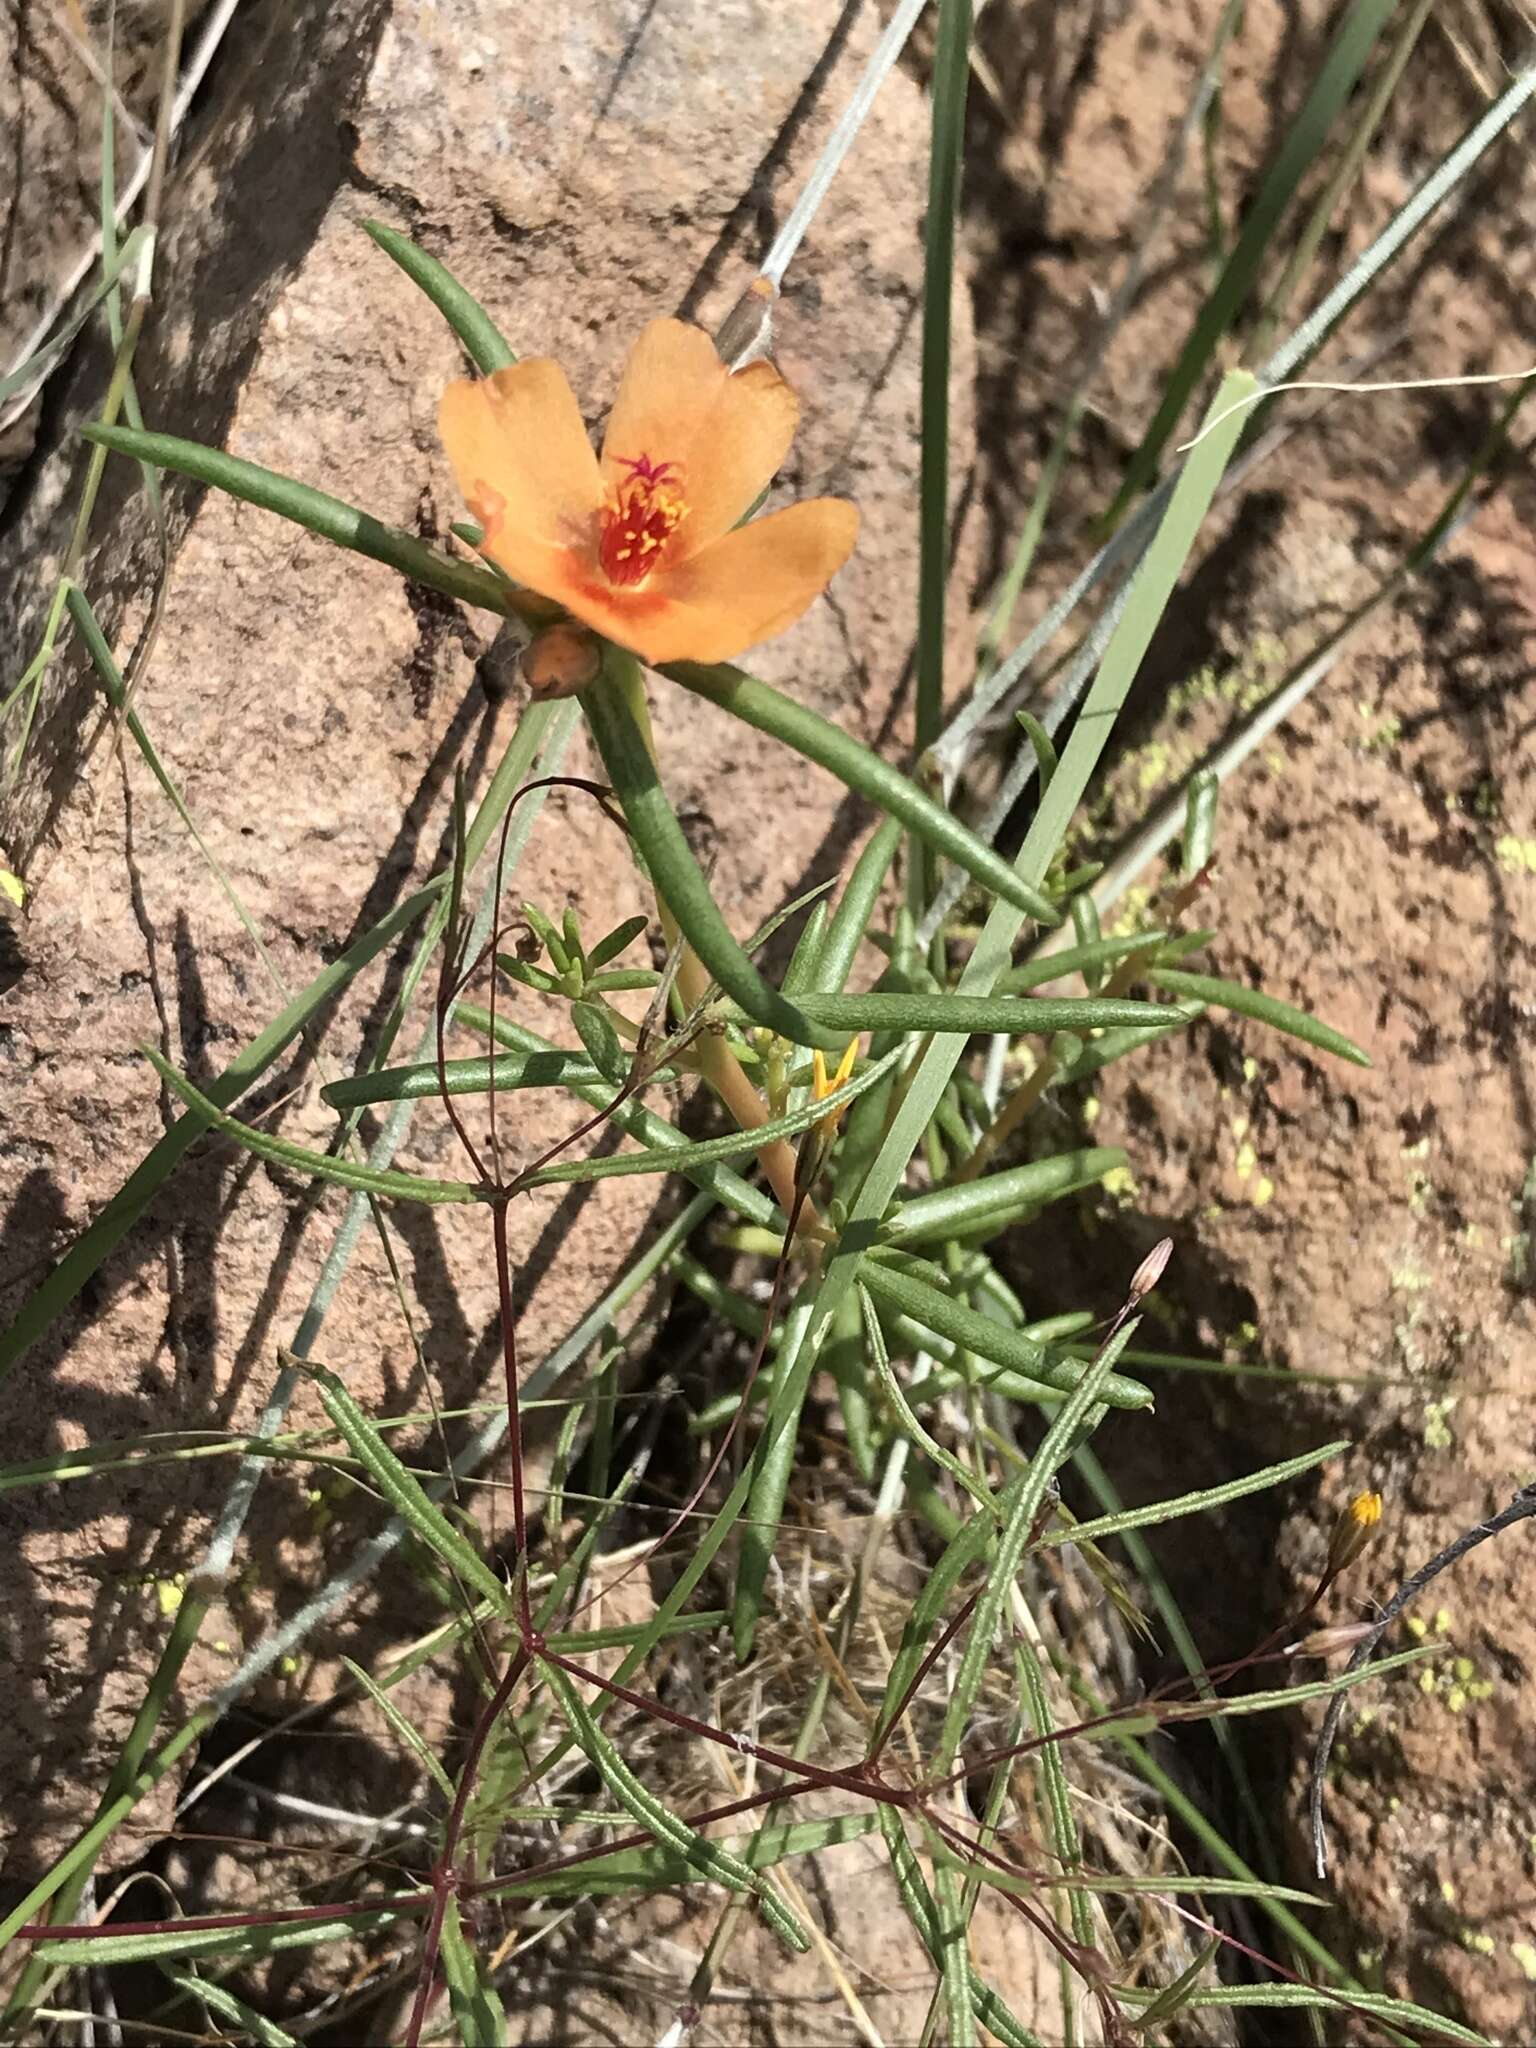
[915,0,971,761]
[81,424,511,613]
[1148,967,1369,1065]
[363,220,516,374]
[667,662,1060,926]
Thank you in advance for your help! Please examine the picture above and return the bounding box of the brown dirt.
[959,1,1536,2038]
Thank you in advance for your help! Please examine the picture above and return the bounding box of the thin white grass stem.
[0,0,240,422]
[978,0,1246,664]
[760,0,930,288]
[1263,62,1536,389]
[1069,499,1481,933]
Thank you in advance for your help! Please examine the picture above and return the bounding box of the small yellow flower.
[812,1038,860,1136]
[1327,1489,1384,1575]
[439,318,859,666]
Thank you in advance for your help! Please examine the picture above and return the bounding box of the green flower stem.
[665,662,1060,928]
[363,221,517,375]
[80,424,513,615]
[584,650,843,1051]
[583,647,833,1228]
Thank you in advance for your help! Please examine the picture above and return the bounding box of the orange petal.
[439,361,604,579]
[600,319,799,555]
[601,498,859,666]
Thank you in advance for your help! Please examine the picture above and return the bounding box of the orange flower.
[439,318,859,667]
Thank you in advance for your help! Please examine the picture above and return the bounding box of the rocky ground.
[3,0,1535,2040]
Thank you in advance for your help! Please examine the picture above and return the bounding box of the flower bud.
[1128,1237,1173,1304]
[522,623,602,697]
[1326,1489,1383,1576]
[1286,1620,1378,1658]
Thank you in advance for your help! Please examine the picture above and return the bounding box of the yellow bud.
[1327,1489,1384,1575]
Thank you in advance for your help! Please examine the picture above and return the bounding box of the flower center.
[597,454,686,588]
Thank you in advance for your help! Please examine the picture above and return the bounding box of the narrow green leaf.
[540,1659,809,1952]
[81,424,512,614]
[144,1048,482,1204]
[859,1285,996,1514]
[994,930,1169,993]
[586,912,651,971]
[1047,1441,1349,1550]
[583,653,843,1048]
[36,1907,409,1966]
[781,900,829,998]
[322,1049,610,1108]
[161,1968,300,2048]
[666,662,1062,927]
[817,813,903,995]
[935,1856,978,2048]
[440,1895,508,2046]
[859,1261,1150,1408]
[495,1812,876,1897]
[513,1045,901,1188]
[363,219,516,375]
[883,1147,1128,1246]
[570,1000,628,1084]
[935,1320,1144,1770]
[1015,710,1057,792]
[723,991,1173,1035]
[1128,1939,1222,2032]
[878,1808,1044,2048]
[1148,967,1369,1066]
[1139,1986,1487,2044]
[341,1656,455,1802]
[304,1364,510,1612]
